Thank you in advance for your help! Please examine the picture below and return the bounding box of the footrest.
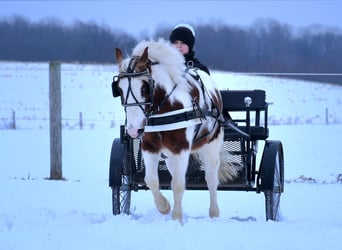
[224,126,269,140]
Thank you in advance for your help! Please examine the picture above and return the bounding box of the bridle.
[112,56,179,119]
[112,56,157,115]
[113,70,154,110]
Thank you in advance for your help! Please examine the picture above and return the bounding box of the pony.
[113,39,237,224]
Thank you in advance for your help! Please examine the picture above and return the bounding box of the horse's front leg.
[165,151,189,224]
[198,144,221,218]
[143,151,171,215]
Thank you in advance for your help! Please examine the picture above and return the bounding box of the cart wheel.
[258,141,284,221]
[112,175,131,215]
[109,138,132,215]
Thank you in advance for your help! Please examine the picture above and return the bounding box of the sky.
[0,0,342,37]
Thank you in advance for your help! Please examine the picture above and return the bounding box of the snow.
[0,62,341,250]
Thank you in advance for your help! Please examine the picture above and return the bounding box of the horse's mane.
[132,39,187,85]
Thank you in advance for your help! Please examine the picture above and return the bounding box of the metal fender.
[257,140,284,192]
[109,138,124,187]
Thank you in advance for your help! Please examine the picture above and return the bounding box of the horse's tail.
[218,145,242,183]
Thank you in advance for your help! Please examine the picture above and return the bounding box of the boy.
[169,24,210,75]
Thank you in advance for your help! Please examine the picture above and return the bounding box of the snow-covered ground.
[0,62,341,250]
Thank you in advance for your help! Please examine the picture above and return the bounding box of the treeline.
[1,16,342,84]
[192,21,342,84]
[0,16,137,63]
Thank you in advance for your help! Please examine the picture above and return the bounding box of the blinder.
[111,75,121,98]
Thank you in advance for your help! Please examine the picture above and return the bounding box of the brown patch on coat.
[142,129,189,154]
[153,86,184,114]
[191,123,221,151]
[190,86,200,100]
[141,132,162,153]
[191,127,210,151]
[161,129,189,154]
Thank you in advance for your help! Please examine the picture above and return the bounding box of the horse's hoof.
[210,213,219,218]
[158,200,171,215]
[172,212,183,225]
[209,207,220,218]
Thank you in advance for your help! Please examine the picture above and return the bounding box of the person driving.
[169,23,210,75]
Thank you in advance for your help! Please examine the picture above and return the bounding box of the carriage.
[109,40,284,222]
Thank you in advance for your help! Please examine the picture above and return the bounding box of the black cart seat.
[220,89,269,140]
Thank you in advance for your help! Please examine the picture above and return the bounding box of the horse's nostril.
[137,129,145,138]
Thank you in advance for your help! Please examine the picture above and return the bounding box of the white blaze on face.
[119,77,147,138]
[126,106,146,138]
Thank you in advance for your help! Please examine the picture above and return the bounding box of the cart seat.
[220,89,269,140]
[221,89,267,111]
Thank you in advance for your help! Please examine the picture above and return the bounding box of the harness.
[112,57,222,135]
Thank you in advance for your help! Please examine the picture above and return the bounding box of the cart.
[109,89,284,221]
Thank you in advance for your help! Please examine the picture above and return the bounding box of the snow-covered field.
[1,62,342,129]
[0,62,341,250]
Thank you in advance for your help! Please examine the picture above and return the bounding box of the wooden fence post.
[12,111,16,130]
[79,111,83,130]
[49,62,63,180]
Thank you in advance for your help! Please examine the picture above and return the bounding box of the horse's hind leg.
[143,152,171,215]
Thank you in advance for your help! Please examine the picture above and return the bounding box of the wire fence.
[1,107,339,130]
[0,111,124,130]
[1,62,341,130]
[236,73,342,76]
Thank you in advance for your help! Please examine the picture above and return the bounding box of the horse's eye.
[141,81,150,96]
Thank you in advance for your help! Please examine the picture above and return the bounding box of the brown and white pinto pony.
[113,39,237,224]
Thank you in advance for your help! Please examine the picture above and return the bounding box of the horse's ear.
[115,48,123,64]
[140,47,149,62]
[135,47,151,72]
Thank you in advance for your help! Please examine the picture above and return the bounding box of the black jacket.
[184,51,210,75]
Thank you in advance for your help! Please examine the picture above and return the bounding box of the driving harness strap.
[145,69,221,136]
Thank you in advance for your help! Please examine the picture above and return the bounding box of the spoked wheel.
[264,146,282,220]
[109,137,133,216]
[258,141,284,221]
[112,175,131,215]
